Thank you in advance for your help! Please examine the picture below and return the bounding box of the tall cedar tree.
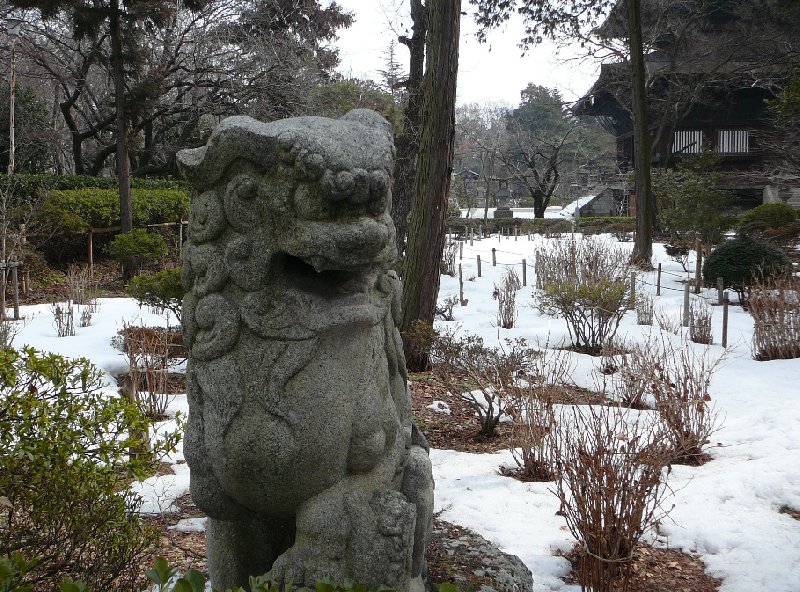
[392,0,427,256]
[11,0,204,277]
[471,0,654,265]
[401,0,461,370]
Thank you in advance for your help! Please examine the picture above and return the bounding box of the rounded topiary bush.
[737,202,800,248]
[703,237,793,303]
[106,229,170,275]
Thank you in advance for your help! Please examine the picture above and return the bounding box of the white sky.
[333,1,601,108]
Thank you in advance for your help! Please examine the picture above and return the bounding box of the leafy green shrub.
[43,188,189,232]
[126,267,185,321]
[536,279,629,354]
[738,202,800,248]
[0,347,177,591]
[703,237,793,303]
[106,229,170,275]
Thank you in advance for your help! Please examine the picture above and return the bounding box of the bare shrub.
[635,292,654,325]
[440,241,459,277]
[534,236,629,289]
[613,347,654,409]
[655,308,682,335]
[549,405,674,592]
[622,334,724,464]
[613,231,632,242]
[597,341,652,410]
[123,320,174,420]
[534,238,630,354]
[595,340,628,377]
[431,331,534,440]
[79,307,93,328]
[507,344,574,480]
[0,319,26,350]
[748,277,800,360]
[51,300,75,337]
[65,264,97,306]
[493,268,521,329]
[689,298,713,344]
[401,320,438,370]
[436,295,458,321]
[652,342,724,464]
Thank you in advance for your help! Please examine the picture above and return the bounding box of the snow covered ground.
[10,232,800,592]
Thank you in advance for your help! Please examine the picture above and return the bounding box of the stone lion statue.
[177,110,433,592]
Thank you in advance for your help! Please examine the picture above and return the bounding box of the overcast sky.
[333,1,601,108]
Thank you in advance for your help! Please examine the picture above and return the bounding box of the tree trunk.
[392,0,427,257]
[110,0,134,278]
[626,0,654,267]
[400,0,461,371]
[533,191,545,218]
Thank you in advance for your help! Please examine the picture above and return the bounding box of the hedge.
[43,187,190,232]
[447,216,635,235]
[0,173,188,208]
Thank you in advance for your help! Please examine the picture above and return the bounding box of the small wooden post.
[522,259,527,287]
[469,228,473,247]
[694,238,703,294]
[514,227,518,241]
[722,294,729,348]
[459,264,465,305]
[477,255,482,277]
[459,240,463,261]
[717,277,724,305]
[492,248,496,267]
[11,265,19,321]
[23,270,30,297]
[630,271,637,308]
[178,221,184,254]
[656,263,662,296]
[683,283,691,327]
[478,224,482,239]
[87,229,94,279]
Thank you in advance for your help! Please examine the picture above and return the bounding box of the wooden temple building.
[573,0,800,211]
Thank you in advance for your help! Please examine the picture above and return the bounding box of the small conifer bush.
[702,237,792,304]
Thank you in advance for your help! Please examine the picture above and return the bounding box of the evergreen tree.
[401,0,461,370]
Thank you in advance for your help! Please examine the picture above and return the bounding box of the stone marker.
[177,110,434,592]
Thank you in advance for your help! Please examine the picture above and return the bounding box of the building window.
[673,130,704,154]
[716,129,749,154]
